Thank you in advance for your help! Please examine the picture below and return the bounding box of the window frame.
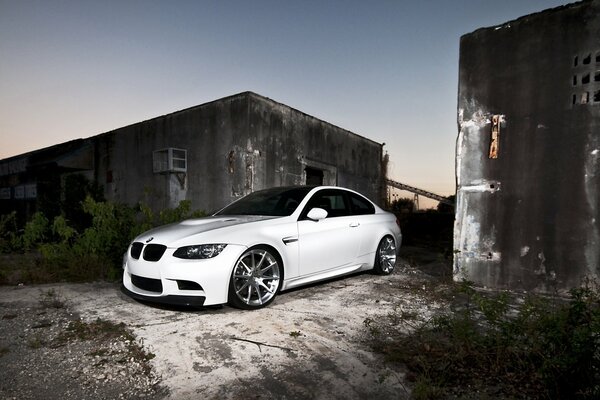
[299,188,375,220]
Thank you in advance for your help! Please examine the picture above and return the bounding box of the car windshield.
[215,187,313,216]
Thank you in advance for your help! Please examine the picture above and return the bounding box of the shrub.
[366,280,600,399]
[0,211,22,253]
[22,212,50,250]
[2,198,206,283]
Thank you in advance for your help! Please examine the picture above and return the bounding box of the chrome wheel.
[230,248,281,308]
[375,236,396,275]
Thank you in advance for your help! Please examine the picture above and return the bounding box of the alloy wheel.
[232,248,281,307]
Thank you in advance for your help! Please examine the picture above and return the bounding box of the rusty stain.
[489,115,500,159]
[228,151,235,174]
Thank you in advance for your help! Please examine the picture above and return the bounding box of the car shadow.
[118,267,391,313]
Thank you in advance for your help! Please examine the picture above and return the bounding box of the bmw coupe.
[122,186,401,309]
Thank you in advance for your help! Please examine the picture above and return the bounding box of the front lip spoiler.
[121,285,206,307]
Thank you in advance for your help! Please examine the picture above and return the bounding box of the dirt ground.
[0,247,450,399]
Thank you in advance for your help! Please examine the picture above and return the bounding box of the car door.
[347,191,378,258]
[297,189,362,276]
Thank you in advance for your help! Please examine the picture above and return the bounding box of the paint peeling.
[534,252,546,275]
[489,115,502,159]
[482,251,501,262]
[458,107,491,129]
[461,180,501,193]
[583,135,600,276]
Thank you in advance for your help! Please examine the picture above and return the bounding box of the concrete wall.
[1,92,383,219]
[455,0,600,292]
[98,92,382,213]
[247,94,383,202]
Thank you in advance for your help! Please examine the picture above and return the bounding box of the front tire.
[228,246,282,309]
[373,236,396,275]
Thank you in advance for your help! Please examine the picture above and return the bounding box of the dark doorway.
[305,167,324,185]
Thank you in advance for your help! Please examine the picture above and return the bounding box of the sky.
[0,0,570,208]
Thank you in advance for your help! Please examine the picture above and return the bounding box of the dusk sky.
[0,0,569,207]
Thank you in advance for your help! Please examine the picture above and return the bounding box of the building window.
[305,167,324,186]
[582,73,591,84]
[571,51,600,106]
[0,188,10,200]
[153,148,187,173]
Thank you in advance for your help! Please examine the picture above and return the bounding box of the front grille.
[130,242,143,259]
[176,280,204,291]
[131,274,163,293]
[143,244,167,262]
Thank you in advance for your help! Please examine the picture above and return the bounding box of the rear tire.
[228,246,282,309]
[373,236,396,275]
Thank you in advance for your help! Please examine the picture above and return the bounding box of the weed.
[0,197,206,284]
[88,348,110,357]
[366,280,600,399]
[22,212,50,250]
[27,334,46,349]
[39,288,66,309]
[57,318,133,342]
[0,212,22,253]
[54,318,156,374]
[289,330,302,338]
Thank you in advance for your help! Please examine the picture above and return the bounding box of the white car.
[122,186,401,309]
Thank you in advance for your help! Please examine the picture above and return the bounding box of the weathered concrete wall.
[97,94,250,213]
[455,0,600,292]
[247,94,383,203]
[1,92,383,219]
[99,92,382,212]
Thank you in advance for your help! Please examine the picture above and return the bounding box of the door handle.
[349,222,360,228]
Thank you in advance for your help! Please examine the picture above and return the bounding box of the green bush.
[22,212,50,250]
[0,212,22,253]
[366,280,600,399]
[1,198,206,283]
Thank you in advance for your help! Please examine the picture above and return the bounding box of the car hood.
[133,215,278,246]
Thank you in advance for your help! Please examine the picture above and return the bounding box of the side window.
[300,189,351,219]
[349,193,375,215]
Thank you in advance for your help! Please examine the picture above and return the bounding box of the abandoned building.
[0,92,385,220]
[455,0,600,292]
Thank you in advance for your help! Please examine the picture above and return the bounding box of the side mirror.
[307,207,328,221]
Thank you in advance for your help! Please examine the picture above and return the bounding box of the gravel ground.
[0,248,449,399]
[0,293,166,400]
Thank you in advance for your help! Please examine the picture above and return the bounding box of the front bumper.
[122,243,246,306]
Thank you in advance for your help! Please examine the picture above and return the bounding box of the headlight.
[173,244,227,259]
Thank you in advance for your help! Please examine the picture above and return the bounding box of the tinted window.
[349,193,375,215]
[216,187,312,216]
[300,189,351,219]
